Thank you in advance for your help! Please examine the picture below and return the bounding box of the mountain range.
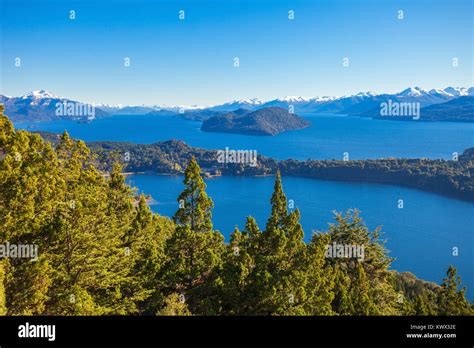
[1,87,473,122]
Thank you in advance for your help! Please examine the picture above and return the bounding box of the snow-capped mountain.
[1,87,472,122]
[442,87,471,97]
[256,87,473,114]
[209,98,263,111]
[258,96,337,112]
[22,89,60,102]
[1,90,108,122]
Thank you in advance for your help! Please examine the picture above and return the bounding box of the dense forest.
[1,106,472,316]
[37,133,474,202]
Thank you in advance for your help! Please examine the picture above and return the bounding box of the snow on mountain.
[208,98,263,111]
[257,87,471,114]
[443,87,470,97]
[396,86,469,99]
[1,90,106,122]
[397,87,428,97]
[346,91,380,98]
[1,86,471,120]
[23,89,60,100]
[276,96,312,103]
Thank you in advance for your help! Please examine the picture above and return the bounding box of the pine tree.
[162,158,224,315]
[323,210,398,315]
[437,265,472,315]
[173,157,213,233]
[350,263,375,315]
[220,223,257,314]
[125,194,175,314]
[331,264,353,315]
[0,108,61,315]
[39,132,138,314]
[244,172,312,315]
[108,162,135,241]
[265,171,288,232]
[304,233,335,315]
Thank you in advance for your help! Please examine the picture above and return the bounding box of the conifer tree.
[108,162,135,240]
[437,265,472,315]
[350,263,375,315]
[220,223,257,314]
[331,264,353,315]
[173,157,213,233]
[245,172,312,315]
[265,171,288,232]
[304,233,335,315]
[323,210,398,314]
[163,158,224,315]
[0,107,61,315]
[124,194,174,314]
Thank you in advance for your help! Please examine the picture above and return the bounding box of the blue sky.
[0,0,472,105]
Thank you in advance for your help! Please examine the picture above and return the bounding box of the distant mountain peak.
[398,87,429,97]
[23,89,60,99]
[277,96,311,102]
[227,98,263,105]
[354,91,379,97]
[443,87,470,97]
[3,86,473,120]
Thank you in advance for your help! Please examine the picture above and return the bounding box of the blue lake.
[127,173,474,299]
[14,114,474,297]
[16,113,474,160]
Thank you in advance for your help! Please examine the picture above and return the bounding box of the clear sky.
[0,0,472,105]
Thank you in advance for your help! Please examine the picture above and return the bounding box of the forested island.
[1,106,472,316]
[201,107,310,136]
[36,132,474,202]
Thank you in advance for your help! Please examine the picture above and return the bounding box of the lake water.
[127,173,474,299]
[14,114,474,297]
[16,113,474,160]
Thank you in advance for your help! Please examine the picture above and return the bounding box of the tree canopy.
[0,106,471,316]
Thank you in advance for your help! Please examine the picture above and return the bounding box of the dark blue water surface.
[16,113,474,160]
[126,173,473,299]
[15,114,474,297]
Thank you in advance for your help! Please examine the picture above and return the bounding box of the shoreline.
[121,169,474,203]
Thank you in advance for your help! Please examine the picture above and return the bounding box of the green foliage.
[437,265,472,315]
[173,157,214,233]
[0,260,7,315]
[77,136,474,202]
[157,293,191,316]
[0,107,472,316]
[161,158,224,315]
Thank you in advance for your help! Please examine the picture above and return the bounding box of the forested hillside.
[37,134,474,202]
[0,106,472,316]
